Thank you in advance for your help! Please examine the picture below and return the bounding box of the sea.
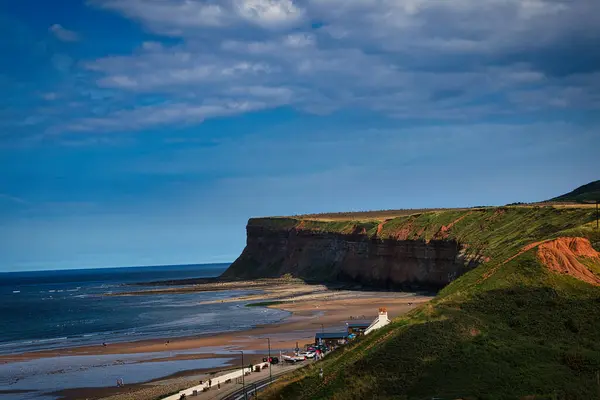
[0,264,290,399]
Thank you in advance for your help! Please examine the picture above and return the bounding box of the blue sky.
[1,0,599,272]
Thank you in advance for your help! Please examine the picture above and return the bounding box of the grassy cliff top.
[260,205,600,400]
[288,207,472,221]
[251,206,597,258]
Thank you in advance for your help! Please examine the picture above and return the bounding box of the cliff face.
[223,207,598,289]
[222,214,485,289]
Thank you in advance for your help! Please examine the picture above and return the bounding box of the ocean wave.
[0,285,286,356]
[66,332,99,340]
[144,312,218,330]
[12,337,70,346]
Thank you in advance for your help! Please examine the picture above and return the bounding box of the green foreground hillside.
[263,206,600,400]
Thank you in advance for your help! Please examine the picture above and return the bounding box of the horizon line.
[0,262,232,274]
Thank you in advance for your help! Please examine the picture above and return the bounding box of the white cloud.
[90,0,305,32]
[89,0,228,29]
[62,99,280,132]
[89,50,278,91]
[234,0,304,28]
[49,24,80,42]
[43,0,600,133]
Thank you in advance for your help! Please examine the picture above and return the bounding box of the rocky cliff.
[222,211,489,289]
[222,207,599,290]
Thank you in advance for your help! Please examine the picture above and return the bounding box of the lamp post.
[267,338,272,385]
[237,350,247,400]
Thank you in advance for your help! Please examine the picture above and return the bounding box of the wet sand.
[1,284,431,363]
[1,281,432,399]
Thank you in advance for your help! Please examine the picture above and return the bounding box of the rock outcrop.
[222,217,483,289]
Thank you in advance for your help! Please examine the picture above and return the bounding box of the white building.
[364,307,391,335]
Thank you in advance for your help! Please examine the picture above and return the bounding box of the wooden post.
[267,338,272,385]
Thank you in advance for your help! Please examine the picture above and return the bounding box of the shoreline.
[1,281,432,362]
[1,281,433,399]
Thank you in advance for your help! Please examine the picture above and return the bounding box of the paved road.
[221,376,279,400]
[179,363,305,400]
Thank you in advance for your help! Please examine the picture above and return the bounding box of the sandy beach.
[1,280,432,399]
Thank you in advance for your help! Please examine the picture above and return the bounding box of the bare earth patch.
[537,237,600,286]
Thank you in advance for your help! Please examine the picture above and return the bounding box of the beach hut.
[315,331,348,346]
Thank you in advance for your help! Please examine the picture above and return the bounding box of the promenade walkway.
[162,362,304,400]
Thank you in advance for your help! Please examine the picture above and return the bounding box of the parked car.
[297,351,316,359]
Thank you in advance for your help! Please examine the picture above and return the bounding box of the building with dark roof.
[346,320,372,335]
[315,331,348,346]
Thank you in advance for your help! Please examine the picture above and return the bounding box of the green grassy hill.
[263,206,600,400]
[550,180,600,203]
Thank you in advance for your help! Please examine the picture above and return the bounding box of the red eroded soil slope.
[537,237,600,286]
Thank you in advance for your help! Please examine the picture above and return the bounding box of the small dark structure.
[315,331,348,346]
[346,320,372,335]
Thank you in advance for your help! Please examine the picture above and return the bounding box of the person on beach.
[209,379,212,388]
[218,383,221,390]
